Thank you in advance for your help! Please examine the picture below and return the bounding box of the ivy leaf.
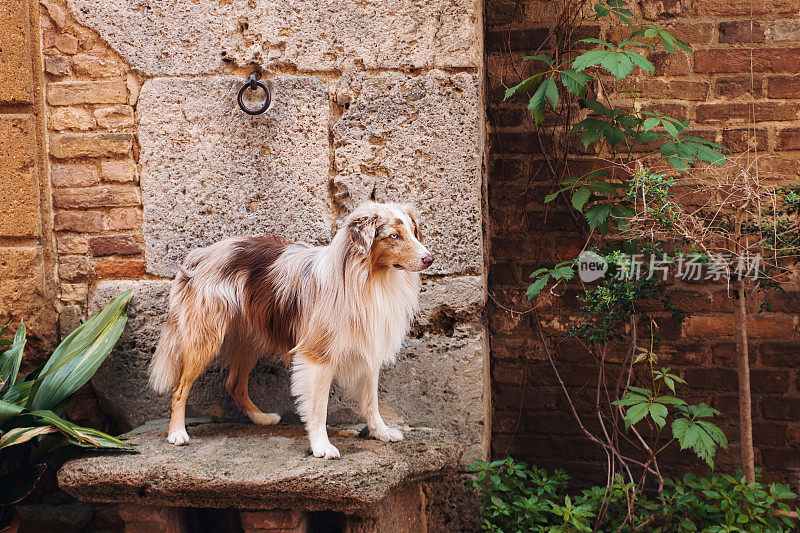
[599,51,634,81]
[642,117,661,131]
[624,402,650,429]
[571,187,591,212]
[623,50,655,74]
[584,203,612,229]
[649,403,668,428]
[544,76,559,111]
[560,69,592,97]
[521,54,555,66]
[545,191,560,203]
[662,119,680,139]
[504,73,543,101]
[526,274,550,300]
[572,50,608,73]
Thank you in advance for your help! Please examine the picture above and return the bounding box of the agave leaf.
[0,322,26,394]
[0,425,57,449]
[28,291,132,411]
[0,399,24,426]
[29,409,135,451]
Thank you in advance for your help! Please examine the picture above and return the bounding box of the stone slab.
[381,325,487,462]
[333,71,483,275]
[57,421,462,512]
[137,77,331,277]
[67,0,479,76]
[0,0,32,104]
[0,115,40,237]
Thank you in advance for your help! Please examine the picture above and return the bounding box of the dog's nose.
[422,254,434,267]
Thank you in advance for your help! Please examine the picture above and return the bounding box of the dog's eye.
[389,233,399,239]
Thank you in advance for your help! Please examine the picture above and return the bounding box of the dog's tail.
[149,266,194,394]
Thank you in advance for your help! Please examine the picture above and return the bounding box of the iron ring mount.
[237,73,271,115]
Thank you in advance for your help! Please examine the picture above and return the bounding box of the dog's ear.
[404,205,422,241]
[347,214,378,255]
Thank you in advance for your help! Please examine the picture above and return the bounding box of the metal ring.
[237,73,271,115]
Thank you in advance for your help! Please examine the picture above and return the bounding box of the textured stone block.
[51,163,99,188]
[0,116,40,237]
[333,70,483,275]
[0,0,32,104]
[49,107,95,131]
[382,324,487,461]
[138,76,331,277]
[67,0,479,76]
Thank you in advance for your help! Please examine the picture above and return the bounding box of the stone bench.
[57,420,463,532]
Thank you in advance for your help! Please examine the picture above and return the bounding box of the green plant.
[0,291,135,527]
[470,458,800,532]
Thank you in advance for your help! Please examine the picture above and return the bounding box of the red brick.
[53,210,106,232]
[767,76,800,99]
[650,51,692,76]
[695,102,800,123]
[693,0,799,16]
[776,128,800,150]
[722,128,768,152]
[718,21,765,44]
[108,207,142,230]
[695,48,800,74]
[716,76,761,99]
[94,259,145,278]
[53,186,141,209]
[760,341,800,367]
[89,235,142,256]
[762,397,800,420]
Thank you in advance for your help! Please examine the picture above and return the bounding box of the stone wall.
[487,0,800,486]
[0,0,57,359]
[28,0,489,462]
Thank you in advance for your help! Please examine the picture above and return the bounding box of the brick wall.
[40,0,144,337]
[487,0,800,486]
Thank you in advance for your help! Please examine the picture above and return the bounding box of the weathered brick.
[100,159,136,182]
[107,207,142,230]
[53,210,106,232]
[57,234,89,254]
[41,3,66,29]
[51,163,99,188]
[72,53,123,77]
[58,255,91,281]
[44,54,71,77]
[719,21,765,44]
[776,128,800,150]
[694,0,799,15]
[722,128,768,152]
[762,397,799,420]
[716,76,761,99]
[49,133,133,159]
[684,315,794,338]
[772,21,800,42]
[93,258,145,278]
[695,48,800,74]
[60,283,88,302]
[94,105,135,129]
[760,341,800,367]
[53,186,141,209]
[695,102,800,123]
[89,235,142,256]
[650,50,691,76]
[767,76,800,99]
[49,107,95,131]
[52,33,79,54]
[47,80,128,106]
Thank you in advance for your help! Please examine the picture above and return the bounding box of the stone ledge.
[57,421,462,513]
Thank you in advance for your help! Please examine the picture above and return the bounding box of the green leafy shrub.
[0,291,136,527]
[470,457,800,532]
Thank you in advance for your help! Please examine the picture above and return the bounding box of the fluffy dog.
[149,202,433,458]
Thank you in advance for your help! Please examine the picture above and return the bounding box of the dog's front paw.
[372,426,404,442]
[167,428,190,446]
[311,441,341,459]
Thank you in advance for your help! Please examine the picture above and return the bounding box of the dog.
[149,201,434,458]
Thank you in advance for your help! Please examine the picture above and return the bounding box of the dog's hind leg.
[225,338,280,426]
[168,305,228,445]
